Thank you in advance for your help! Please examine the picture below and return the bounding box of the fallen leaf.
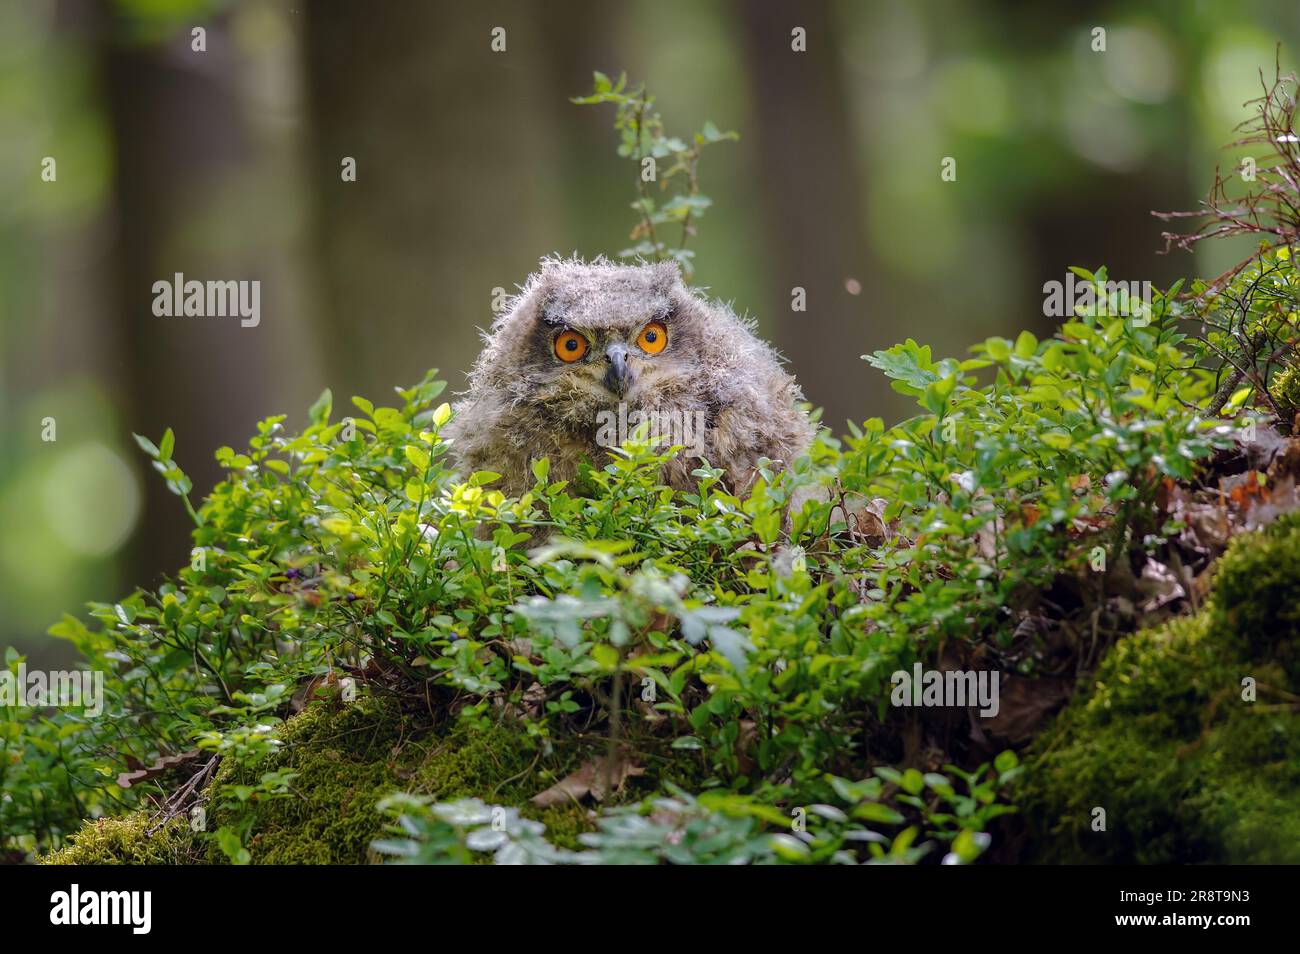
[521,682,546,719]
[1240,423,1291,471]
[291,671,341,713]
[1137,559,1185,613]
[116,749,202,789]
[530,752,644,808]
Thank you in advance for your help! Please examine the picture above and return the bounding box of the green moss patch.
[43,814,202,866]
[44,699,626,865]
[1022,514,1300,863]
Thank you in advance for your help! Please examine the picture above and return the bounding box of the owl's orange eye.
[637,320,668,355]
[554,330,588,362]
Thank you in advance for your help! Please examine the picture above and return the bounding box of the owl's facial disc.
[539,309,677,410]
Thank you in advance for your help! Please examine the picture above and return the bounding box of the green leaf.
[853,802,905,824]
[308,388,333,426]
[1222,386,1252,414]
[1014,330,1038,358]
[769,833,811,862]
[216,827,251,865]
[404,444,431,472]
[864,339,940,394]
[985,337,1012,362]
[994,750,1019,773]
[901,768,925,795]
[132,433,160,458]
[591,644,620,670]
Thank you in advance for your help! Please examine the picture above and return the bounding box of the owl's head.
[472,257,715,426]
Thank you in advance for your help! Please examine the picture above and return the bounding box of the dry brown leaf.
[530,752,645,808]
[1184,504,1232,551]
[116,749,202,789]
[505,637,535,658]
[521,682,547,719]
[291,671,341,713]
[1241,422,1292,471]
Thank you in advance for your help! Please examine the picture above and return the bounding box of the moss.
[531,804,597,850]
[407,721,537,800]
[43,814,202,865]
[47,698,608,864]
[1272,362,1300,425]
[206,700,408,865]
[1209,510,1300,680]
[203,700,589,864]
[1021,516,1300,863]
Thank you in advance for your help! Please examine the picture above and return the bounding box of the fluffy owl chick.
[445,257,815,498]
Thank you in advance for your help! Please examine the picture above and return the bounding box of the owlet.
[445,257,815,498]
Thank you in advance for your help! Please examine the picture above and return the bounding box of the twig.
[144,754,220,837]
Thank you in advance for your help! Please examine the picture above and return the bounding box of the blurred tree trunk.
[302,0,565,408]
[98,10,277,587]
[735,0,897,428]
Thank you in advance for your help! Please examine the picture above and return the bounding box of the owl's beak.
[604,343,634,396]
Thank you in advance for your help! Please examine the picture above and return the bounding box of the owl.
[445,257,815,499]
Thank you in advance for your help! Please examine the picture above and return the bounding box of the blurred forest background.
[3,0,1299,665]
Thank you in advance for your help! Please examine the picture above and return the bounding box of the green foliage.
[0,646,99,853]
[851,266,1237,658]
[573,73,737,279]
[375,757,1018,866]
[43,698,589,865]
[1178,245,1300,416]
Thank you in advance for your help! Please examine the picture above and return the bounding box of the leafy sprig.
[573,72,737,279]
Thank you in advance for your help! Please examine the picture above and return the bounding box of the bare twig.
[144,754,220,837]
[1154,48,1300,295]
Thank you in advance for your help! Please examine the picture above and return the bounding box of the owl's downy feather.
[445,256,815,497]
